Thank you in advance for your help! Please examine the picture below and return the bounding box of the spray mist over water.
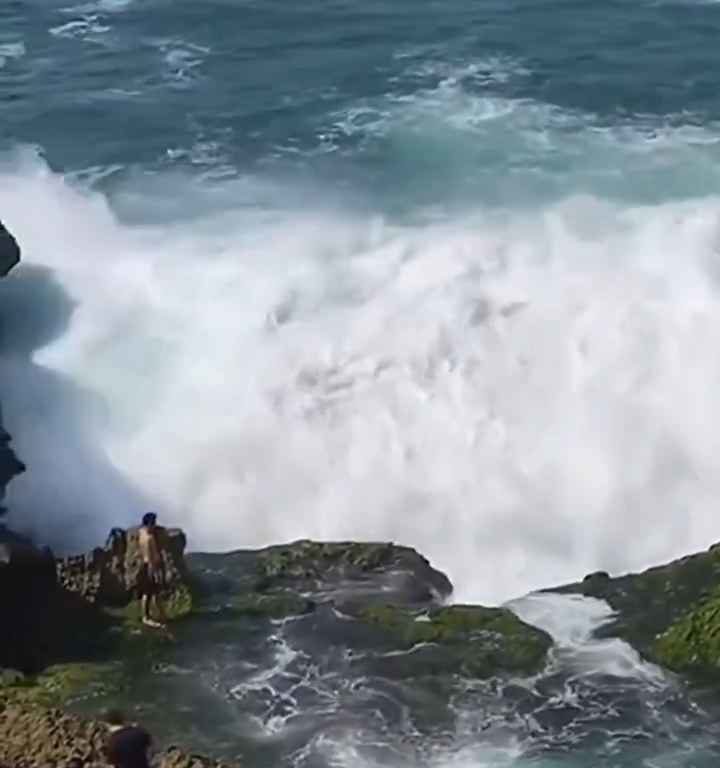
[3,151,720,601]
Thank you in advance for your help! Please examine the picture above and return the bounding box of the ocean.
[2,0,720,763]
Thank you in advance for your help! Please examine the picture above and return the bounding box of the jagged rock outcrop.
[1,526,192,673]
[57,526,193,618]
[0,702,240,768]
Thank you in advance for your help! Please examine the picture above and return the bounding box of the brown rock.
[0,702,238,767]
[56,526,191,611]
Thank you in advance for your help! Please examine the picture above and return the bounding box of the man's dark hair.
[67,758,85,768]
[141,512,157,527]
[103,708,126,726]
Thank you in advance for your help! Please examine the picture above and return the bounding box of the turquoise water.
[4,1,720,764]
[3,0,720,207]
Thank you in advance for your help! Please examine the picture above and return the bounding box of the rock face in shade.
[0,530,57,673]
[0,524,194,673]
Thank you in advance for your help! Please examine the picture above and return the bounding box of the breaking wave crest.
[3,150,720,603]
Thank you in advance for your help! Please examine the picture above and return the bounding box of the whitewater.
[4,0,720,607]
[6,0,720,764]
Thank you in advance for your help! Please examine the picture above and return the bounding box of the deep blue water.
[3,0,720,209]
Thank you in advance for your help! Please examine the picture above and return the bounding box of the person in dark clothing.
[104,709,153,768]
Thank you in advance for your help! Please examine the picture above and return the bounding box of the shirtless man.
[138,512,167,628]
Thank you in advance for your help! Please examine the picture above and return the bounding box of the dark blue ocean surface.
[3,0,720,208]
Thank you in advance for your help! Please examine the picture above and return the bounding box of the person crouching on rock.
[105,709,153,768]
[139,512,167,629]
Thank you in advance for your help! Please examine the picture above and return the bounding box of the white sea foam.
[0,41,26,68]
[3,146,720,601]
[50,16,111,39]
[509,593,667,684]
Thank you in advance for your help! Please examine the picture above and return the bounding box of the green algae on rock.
[355,603,552,678]
[188,539,454,621]
[655,587,720,676]
[0,662,122,709]
[553,543,720,677]
[253,539,453,599]
[226,591,315,618]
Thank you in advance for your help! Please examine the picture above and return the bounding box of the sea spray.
[3,157,720,601]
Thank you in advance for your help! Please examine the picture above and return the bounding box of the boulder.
[254,539,453,602]
[57,526,193,619]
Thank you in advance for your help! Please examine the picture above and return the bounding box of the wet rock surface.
[552,543,720,677]
[7,536,720,765]
[188,539,550,682]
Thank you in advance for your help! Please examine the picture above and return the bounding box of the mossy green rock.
[258,540,399,579]
[121,584,194,625]
[555,543,720,678]
[228,591,315,618]
[655,587,720,675]
[0,661,122,708]
[255,539,452,598]
[356,603,552,678]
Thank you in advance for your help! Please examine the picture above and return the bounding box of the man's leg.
[152,595,167,627]
[142,589,162,628]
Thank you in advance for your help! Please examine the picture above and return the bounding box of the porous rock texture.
[0,702,240,767]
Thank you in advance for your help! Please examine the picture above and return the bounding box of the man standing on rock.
[138,512,167,628]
